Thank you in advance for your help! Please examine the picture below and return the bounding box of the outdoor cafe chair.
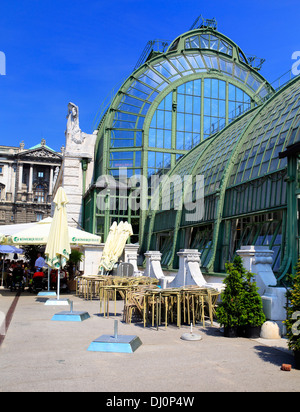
[117,262,134,277]
[123,290,147,325]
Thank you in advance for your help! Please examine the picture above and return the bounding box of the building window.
[35,184,45,203]
[0,165,3,175]
[38,171,44,178]
[36,213,43,222]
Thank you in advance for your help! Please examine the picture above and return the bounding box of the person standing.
[35,253,46,272]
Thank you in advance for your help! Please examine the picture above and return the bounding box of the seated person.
[11,262,25,290]
[50,269,67,290]
[33,271,45,279]
[12,262,24,283]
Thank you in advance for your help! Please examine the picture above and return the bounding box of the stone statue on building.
[66,102,84,145]
[60,101,97,229]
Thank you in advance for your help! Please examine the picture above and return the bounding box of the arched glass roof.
[229,78,300,186]
[185,32,233,57]
[146,75,300,269]
[101,28,272,142]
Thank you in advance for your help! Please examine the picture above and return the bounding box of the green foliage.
[22,245,44,270]
[216,256,246,327]
[216,255,266,328]
[284,259,300,352]
[66,249,84,279]
[68,249,84,265]
[240,271,266,327]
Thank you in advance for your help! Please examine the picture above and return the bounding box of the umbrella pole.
[47,267,50,291]
[1,254,4,287]
[57,268,60,300]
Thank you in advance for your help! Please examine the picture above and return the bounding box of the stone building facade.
[0,139,63,225]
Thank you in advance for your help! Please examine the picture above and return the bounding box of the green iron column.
[279,142,300,276]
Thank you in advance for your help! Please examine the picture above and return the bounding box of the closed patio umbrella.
[45,187,71,300]
[99,221,118,272]
[110,221,133,262]
[100,221,133,273]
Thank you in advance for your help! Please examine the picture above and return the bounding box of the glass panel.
[149,91,172,149]
[109,151,134,168]
[176,79,203,149]
[169,56,190,72]
[147,151,171,176]
[184,33,233,58]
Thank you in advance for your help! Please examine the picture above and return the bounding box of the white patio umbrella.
[45,187,71,300]
[0,222,38,238]
[10,217,101,246]
[9,214,101,293]
[99,221,133,273]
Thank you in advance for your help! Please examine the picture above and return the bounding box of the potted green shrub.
[217,255,266,338]
[239,270,266,338]
[284,259,300,370]
[216,256,246,337]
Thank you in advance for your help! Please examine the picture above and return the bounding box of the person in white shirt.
[35,253,46,271]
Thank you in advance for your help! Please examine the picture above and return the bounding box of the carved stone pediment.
[19,148,62,162]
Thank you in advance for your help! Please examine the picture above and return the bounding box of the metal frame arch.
[167,27,248,63]
[203,107,262,272]
[143,73,266,263]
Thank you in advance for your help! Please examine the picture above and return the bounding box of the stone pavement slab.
[0,289,299,392]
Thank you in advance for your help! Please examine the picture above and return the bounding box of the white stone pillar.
[7,162,12,193]
[144,251,169,288]
[49,166,53,196]
[28,165,33,193]
[123,244,141,275]
[236,246,276,295]
[236,245,287,334]
[168,249,207,288]
[18,163,23,191]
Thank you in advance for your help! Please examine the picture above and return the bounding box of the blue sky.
[0,0,299,152]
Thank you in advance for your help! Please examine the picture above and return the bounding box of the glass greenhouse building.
[83,17,300,280]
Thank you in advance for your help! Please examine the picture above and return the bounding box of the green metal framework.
[146,75,300,279]
[85,24,273,246]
